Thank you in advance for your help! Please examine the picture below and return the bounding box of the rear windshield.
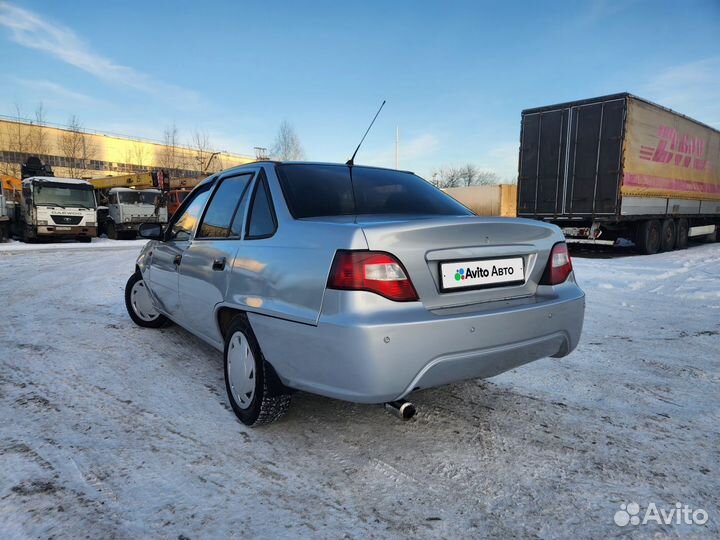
[276,164,472,218]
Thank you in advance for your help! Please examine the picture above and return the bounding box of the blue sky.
[1,0,719,180]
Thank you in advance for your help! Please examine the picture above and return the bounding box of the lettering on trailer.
[639,125,708,171]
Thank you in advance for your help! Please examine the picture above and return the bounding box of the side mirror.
[138,222,164,240]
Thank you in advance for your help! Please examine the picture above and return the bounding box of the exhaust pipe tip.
[384,399,416,421]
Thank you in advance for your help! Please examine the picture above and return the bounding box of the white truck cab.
[106,187,168,239]
[18,176,97,242]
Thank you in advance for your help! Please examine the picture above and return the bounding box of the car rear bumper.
[250,279,586,403]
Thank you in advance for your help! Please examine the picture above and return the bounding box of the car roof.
[218,161,416,177]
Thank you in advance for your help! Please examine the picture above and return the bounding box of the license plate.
[440,257,525,291]
[56,226,72,231]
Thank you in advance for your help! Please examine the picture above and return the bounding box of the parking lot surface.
[1,241,718,539]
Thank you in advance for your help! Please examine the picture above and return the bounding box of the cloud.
[10,76,106,107]
[0,2,200,108]
[642,57,720,128]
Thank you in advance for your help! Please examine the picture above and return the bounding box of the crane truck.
[90,171,171,239]
[13,157,97,242]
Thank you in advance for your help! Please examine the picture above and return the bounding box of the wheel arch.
[217,306,290,395]
[217,306,248,341]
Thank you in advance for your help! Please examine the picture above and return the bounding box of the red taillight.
[541,242,573,285]
[328,251,419,302]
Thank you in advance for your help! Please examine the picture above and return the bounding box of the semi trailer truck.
[517,93,720,254]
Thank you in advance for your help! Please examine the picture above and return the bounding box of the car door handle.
[212,257,226,271]
[173,254,182,266]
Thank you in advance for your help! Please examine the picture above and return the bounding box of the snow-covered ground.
[0,237,145,252]
[1,241,718,539]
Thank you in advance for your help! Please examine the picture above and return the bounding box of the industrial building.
[0,116,255,180]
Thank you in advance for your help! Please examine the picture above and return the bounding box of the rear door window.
[245,172,277,239]
[197,173,253,238]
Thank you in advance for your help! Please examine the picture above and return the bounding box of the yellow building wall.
[0,118,255,179]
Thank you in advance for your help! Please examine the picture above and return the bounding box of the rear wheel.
[675,219,689,250]
[636,220,661,255]
[660,219,676,252]
[124,272,169,328]
[224,316,291,427]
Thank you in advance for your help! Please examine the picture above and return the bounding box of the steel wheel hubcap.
[228,331,256,409]
[130,279,160,322]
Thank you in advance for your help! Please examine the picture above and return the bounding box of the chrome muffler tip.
[384,399,416,420]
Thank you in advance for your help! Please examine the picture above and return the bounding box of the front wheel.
[124,272,169,328]
[224,317,291,426]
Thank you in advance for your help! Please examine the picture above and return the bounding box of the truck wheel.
[224,316,291,427]
[636,220,661,255]
[660,219,676,252]
[675,219,689,249]
[107,222,118,240]
[124,272,169,328]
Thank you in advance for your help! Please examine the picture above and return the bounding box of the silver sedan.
[125,162,585,426]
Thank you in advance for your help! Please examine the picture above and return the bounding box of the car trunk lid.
[358,215,559,309]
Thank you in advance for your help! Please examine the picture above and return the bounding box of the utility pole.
[395,126,399,169]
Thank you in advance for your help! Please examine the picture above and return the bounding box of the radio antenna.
[346,100,386,167]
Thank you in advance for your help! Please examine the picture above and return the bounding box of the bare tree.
[159,123,183,172]
[58,115,97,178]
[0,104,30,176]
[430,166,462,188]
[27,103,50,156]
[191,130,218,173]
[271,120,304,161]
[431,165,500,188]
[476,170,500,185]
[459,164,478,187]
[125,142,148,172]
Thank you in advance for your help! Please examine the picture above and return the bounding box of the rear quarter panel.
[223,165,368,325]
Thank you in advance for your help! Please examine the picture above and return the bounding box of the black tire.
[78,236,92,243]
[703,227,718,243]
[124,272,169,328]
[660,219,676,252]
[107,222,118,240]
[636,220,661,255]
[224,316,291,427]
[676,219,689,250]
